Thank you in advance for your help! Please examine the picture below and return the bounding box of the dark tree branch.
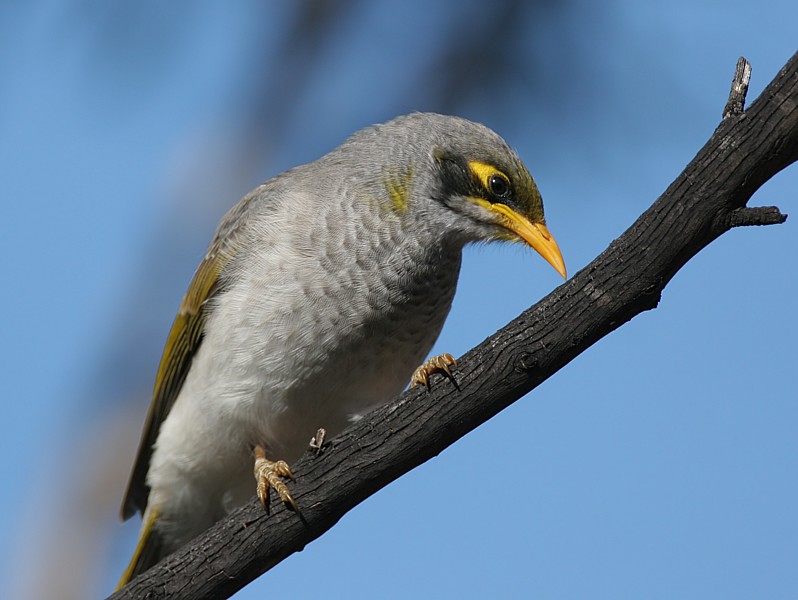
[723,56,752,118]
[728,206,788,227]
[111,52,797,600]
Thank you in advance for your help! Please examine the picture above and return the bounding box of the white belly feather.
[147,205,462,547]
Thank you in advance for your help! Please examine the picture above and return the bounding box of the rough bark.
[110,52,797,600]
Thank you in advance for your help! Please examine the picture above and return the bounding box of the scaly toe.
[411,353,458,390]
[309,428,326,454]
[254,447,299,512]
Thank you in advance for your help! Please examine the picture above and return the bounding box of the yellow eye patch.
[467,161,510,195]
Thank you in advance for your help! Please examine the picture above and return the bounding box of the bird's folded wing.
[120,231,239,519]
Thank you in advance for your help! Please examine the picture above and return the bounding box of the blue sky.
[1,2,796,599]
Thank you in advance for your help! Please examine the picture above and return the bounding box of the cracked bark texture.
[110,52,797,600]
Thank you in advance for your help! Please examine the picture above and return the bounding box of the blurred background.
[1,1,796,598]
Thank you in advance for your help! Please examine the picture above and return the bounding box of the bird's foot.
[309,428,326,455]
[411,353,458,390]
[253,445,298,512]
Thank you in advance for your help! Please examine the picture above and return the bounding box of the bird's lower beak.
[490,203,567,279]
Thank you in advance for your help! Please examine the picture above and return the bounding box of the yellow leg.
[253,445,298,512]
[410,353,457,390]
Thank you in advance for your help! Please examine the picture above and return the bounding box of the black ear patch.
[433,149,476,198]
[433,151,520,205]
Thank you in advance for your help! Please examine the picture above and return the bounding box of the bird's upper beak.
[489,203,567,279]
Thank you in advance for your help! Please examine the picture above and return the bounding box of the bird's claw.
[253,445,298,512]
[309,428,326,455]
[411,353,458,390]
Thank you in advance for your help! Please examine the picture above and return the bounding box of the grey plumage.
[118,113,565,586]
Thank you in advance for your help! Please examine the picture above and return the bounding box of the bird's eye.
[488,173,511,198]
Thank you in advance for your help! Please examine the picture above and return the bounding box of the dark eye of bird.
[488,173,511,198]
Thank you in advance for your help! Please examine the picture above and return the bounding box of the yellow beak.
[490,203,567,279]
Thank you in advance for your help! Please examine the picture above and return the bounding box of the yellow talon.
[253,445,298,512]
[411,353,458,390]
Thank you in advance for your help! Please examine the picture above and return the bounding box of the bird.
[117,112,566,587]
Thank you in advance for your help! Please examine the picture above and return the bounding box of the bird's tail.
[116,506,165,590]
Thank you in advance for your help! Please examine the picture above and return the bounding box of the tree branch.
[723,56,752,119]
[111,52,797,600]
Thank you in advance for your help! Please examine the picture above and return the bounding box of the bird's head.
[399,113,566,279]
[337,113,566,279]
[431,132,566,278]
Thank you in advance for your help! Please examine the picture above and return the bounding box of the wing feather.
[120,236,237,520]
